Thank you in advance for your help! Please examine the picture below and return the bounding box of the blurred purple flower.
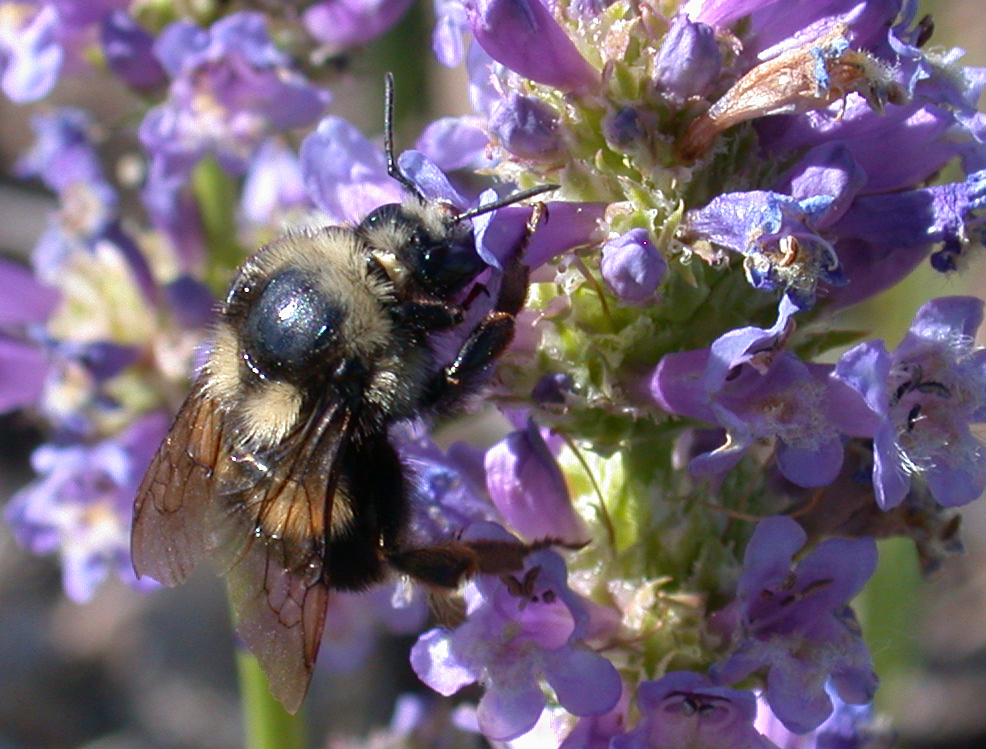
[0,0,125,102]
[410,522,621,741]
[834,296,986,509]
[302,0,415,52]
[140,11,329,186]
[650,296,855,487]
[0,1,62,102]
[16,107,117,238]
[415,115,492,172]
[4,411,170,601]
[433,0,469,66]
[317,586,428,672]
[239,138,311,230]
[711,516,878,735]
[99,10,166,90]
[0,333,49,414]
[300,115,402,223]
[612,671,775,749]
[0,256,57,413]
[600,229,668,306]
[484,418,587,543]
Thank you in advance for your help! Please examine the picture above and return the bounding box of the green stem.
[191,156,244,295]
[235,648,309,749]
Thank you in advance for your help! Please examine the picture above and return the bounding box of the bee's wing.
[210,404,353,714]
[132,383,226,587]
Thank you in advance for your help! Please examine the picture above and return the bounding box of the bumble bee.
[131,74,555,712]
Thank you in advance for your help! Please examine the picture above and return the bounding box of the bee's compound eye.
[418,235,485,294]
[243,268,343,375]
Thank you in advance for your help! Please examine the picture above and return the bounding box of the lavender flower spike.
[834,296,986,509]
[711,516,878,735]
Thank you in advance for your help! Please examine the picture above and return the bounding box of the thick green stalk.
[236,648,309,749]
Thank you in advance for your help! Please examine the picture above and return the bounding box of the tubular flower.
[834,296,986,509]
[710,517,878,735]
[411,523,622,741]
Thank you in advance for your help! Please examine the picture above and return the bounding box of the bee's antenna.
[384,72,424,198]
[457,184,559,223]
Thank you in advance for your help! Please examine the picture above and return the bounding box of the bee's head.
[358,200,485,297]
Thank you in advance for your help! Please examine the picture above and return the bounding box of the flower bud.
[653,14,721,100]
[600,229,667,304]
[484,419,587,542]
[490,92,561,160]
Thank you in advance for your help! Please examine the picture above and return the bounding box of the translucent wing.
[133,376,357,712]
[210,402,354,714]
[132,383,226,587]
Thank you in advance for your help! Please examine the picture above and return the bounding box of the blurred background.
[2,1,986,747]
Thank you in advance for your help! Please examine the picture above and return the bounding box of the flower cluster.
[2,0,986,747]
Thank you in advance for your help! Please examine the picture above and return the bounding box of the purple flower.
[302,0,416,51]
[0,333,49,414]
[397,429,501,543]
[612,672,775,749]
[823,171,986,307]
[755,686,887,749]
[415,115,492,172]
[653,14,721,101]
[410,522,621,741]
[676,5,986,309]
[650,296,851,487]
[4,411,170,601]
[600,229,668,305]
[834,296,986,509]
[464,0,598,94]
[484,419,587,543]
[300,115,402,223]
[490,92,562,160]
[683,144,854,308]
[239,138,311,230]
[16,107,117,237]
[0,1,62,102]
[711,516,878,735]
[432,0,470,67]
[99,10,166,90]
[139,12,329,185]
[0,257,58,413]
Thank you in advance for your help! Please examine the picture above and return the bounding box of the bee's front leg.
[424,310,516,411]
